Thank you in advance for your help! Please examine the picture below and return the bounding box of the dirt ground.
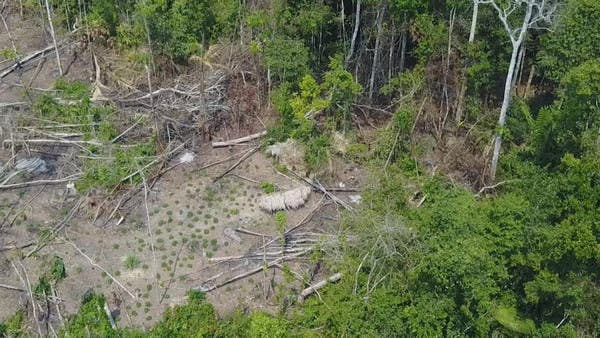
[0,144,358,329]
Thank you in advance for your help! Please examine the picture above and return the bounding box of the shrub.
[123,254,141,270]
[260,182,276,194]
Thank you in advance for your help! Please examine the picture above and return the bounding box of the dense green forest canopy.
[2,0,599,337]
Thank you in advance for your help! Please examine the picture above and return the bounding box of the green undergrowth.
[76,139,157,192]
[33,79,117,142]
[30,79,159,193]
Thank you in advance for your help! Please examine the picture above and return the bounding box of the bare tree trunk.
[455,1,479,122]
[523,65,535,98]
[388,24,394,83]
[490,4,534,180]
[345,0,361,67]
[490,46,519,179]
[399,14,407,72]
[512,44,525,92]
[44,0,63,76]
[442,7,456,125]
[142,5,155,75]
[341,0,346,48]
[488,0,555,180]
[469,1,479,43]
[368,4,384,100]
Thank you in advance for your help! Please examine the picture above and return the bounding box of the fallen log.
[298,272,342,303]
[0,44,57,79]
[212,131,267,148]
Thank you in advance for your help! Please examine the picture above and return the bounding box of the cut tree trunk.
[298,273,342,302]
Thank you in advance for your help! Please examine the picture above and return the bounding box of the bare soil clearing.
[0,142,360,328]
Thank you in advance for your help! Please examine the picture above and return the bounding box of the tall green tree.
[538,0,600,83]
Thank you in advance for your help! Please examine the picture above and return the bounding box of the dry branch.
[194,149,248,172]
[17,261,43,338]
[3,139,103,147]
[0,174,82,190]
[211,131,267,148]
[285,196,328,234]
[235,227,271,238]
[195,249,311,292]
[476,180,514,196]
[212,147,259,182]
[120,143,185,183]
[0,102,28,108]
[0,241,34,251]
[25,197,84,258]
[0,283,26,292]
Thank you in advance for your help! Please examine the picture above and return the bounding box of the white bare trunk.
[490,1,535,180]
[490,45,520,179]
[388,27,394,82]
[44,0,63,76]
[345,0,361,66]
[469,1,479,43]
[368,5,384,100]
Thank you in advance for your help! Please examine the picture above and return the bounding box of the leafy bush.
[0,311,26,338]
[260,182,276,194]
[150,290,217,337]
[54,78,92,100]
[263,37,310,84]
[532,59,600,166]
[275,211,287,233]
[304,135,330,172]
[59,293,117,338]
[122,254,141,270]
[248,312,288,338]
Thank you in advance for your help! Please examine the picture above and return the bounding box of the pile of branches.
[194,200,346,300]
[110,70,230,142]
[195,231,336,292]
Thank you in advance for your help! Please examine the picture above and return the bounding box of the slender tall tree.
[484,0,557,180]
